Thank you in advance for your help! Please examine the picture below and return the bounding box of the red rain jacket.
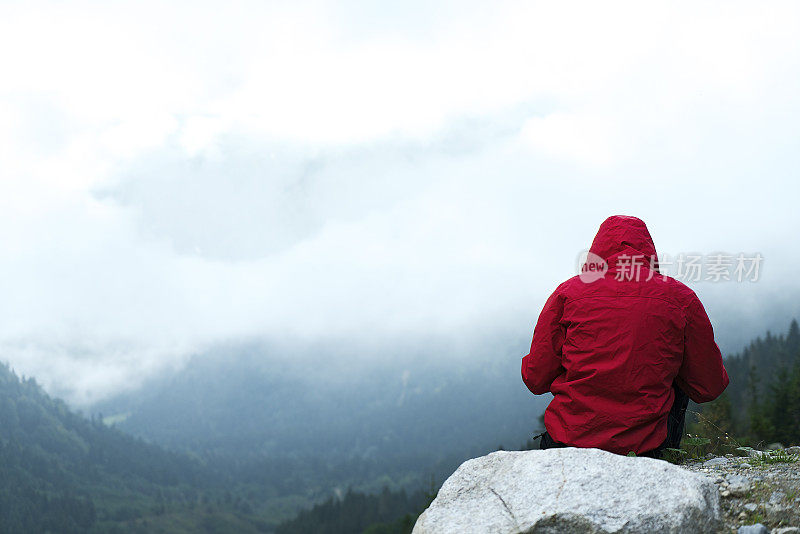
[521,215,729,455]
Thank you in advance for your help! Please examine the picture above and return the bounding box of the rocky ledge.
[412,447,799,534]
[680,446,800,534]
[413,447,722,533]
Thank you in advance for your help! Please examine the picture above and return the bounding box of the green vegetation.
[721,319,800,445]
[0,362,279,533]
[746,512,766,526]
[273,476,439,534]
[661,436,713,463]
[680,319,800,460]
[739,447,798,466]
[273,487,426,534]
[0,356,461,533]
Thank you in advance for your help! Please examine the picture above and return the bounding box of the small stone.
[773,528,800,534]
[705,457,730,467]
[721,490,731,497]
[737,511,748,520]
[769,490,785,504]
[786,445,800,455]
[714,477,725,484]
[740,463,752,469]
[738,524,768,534]
[728,483,750,496]
[743,503,758,513]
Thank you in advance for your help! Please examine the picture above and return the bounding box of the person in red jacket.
[521,215,729,457]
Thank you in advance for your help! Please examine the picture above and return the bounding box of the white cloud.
[520,113,621,166]
[1,0,799,404]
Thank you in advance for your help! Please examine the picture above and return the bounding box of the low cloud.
[1,0,799,405]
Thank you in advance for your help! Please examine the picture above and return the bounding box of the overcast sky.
[1,0,799,405]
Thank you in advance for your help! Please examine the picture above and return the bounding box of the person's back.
[521,215,729,456]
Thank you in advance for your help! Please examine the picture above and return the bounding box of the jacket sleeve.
[521,289,566,395]
[675,295,730,403]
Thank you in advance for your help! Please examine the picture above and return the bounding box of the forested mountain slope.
[704,319,800,444]
[0,362,272,533]
[94,342,546,487]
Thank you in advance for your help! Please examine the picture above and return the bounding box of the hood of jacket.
[588,215,659,273]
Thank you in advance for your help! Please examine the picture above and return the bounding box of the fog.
[1,0,799,405]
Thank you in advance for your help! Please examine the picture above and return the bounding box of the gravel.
[681,452,800,533]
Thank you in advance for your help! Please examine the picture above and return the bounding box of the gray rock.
[412,448,722,534]
[743,503,758,512]
[727,475,750,485]
[765,503,793,523]
[704,457,729,466]
[786,446,800,455]
[769,490,786,504]
[738,525,769,534]
[728,482,751,496]
[773,528,800,534]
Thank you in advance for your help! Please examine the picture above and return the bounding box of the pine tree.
[787,319,800,360]
[765,368,792,444]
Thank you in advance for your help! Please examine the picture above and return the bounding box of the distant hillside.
[0,362,277,533]
[94,343,544,457]
[90,341,546,512]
